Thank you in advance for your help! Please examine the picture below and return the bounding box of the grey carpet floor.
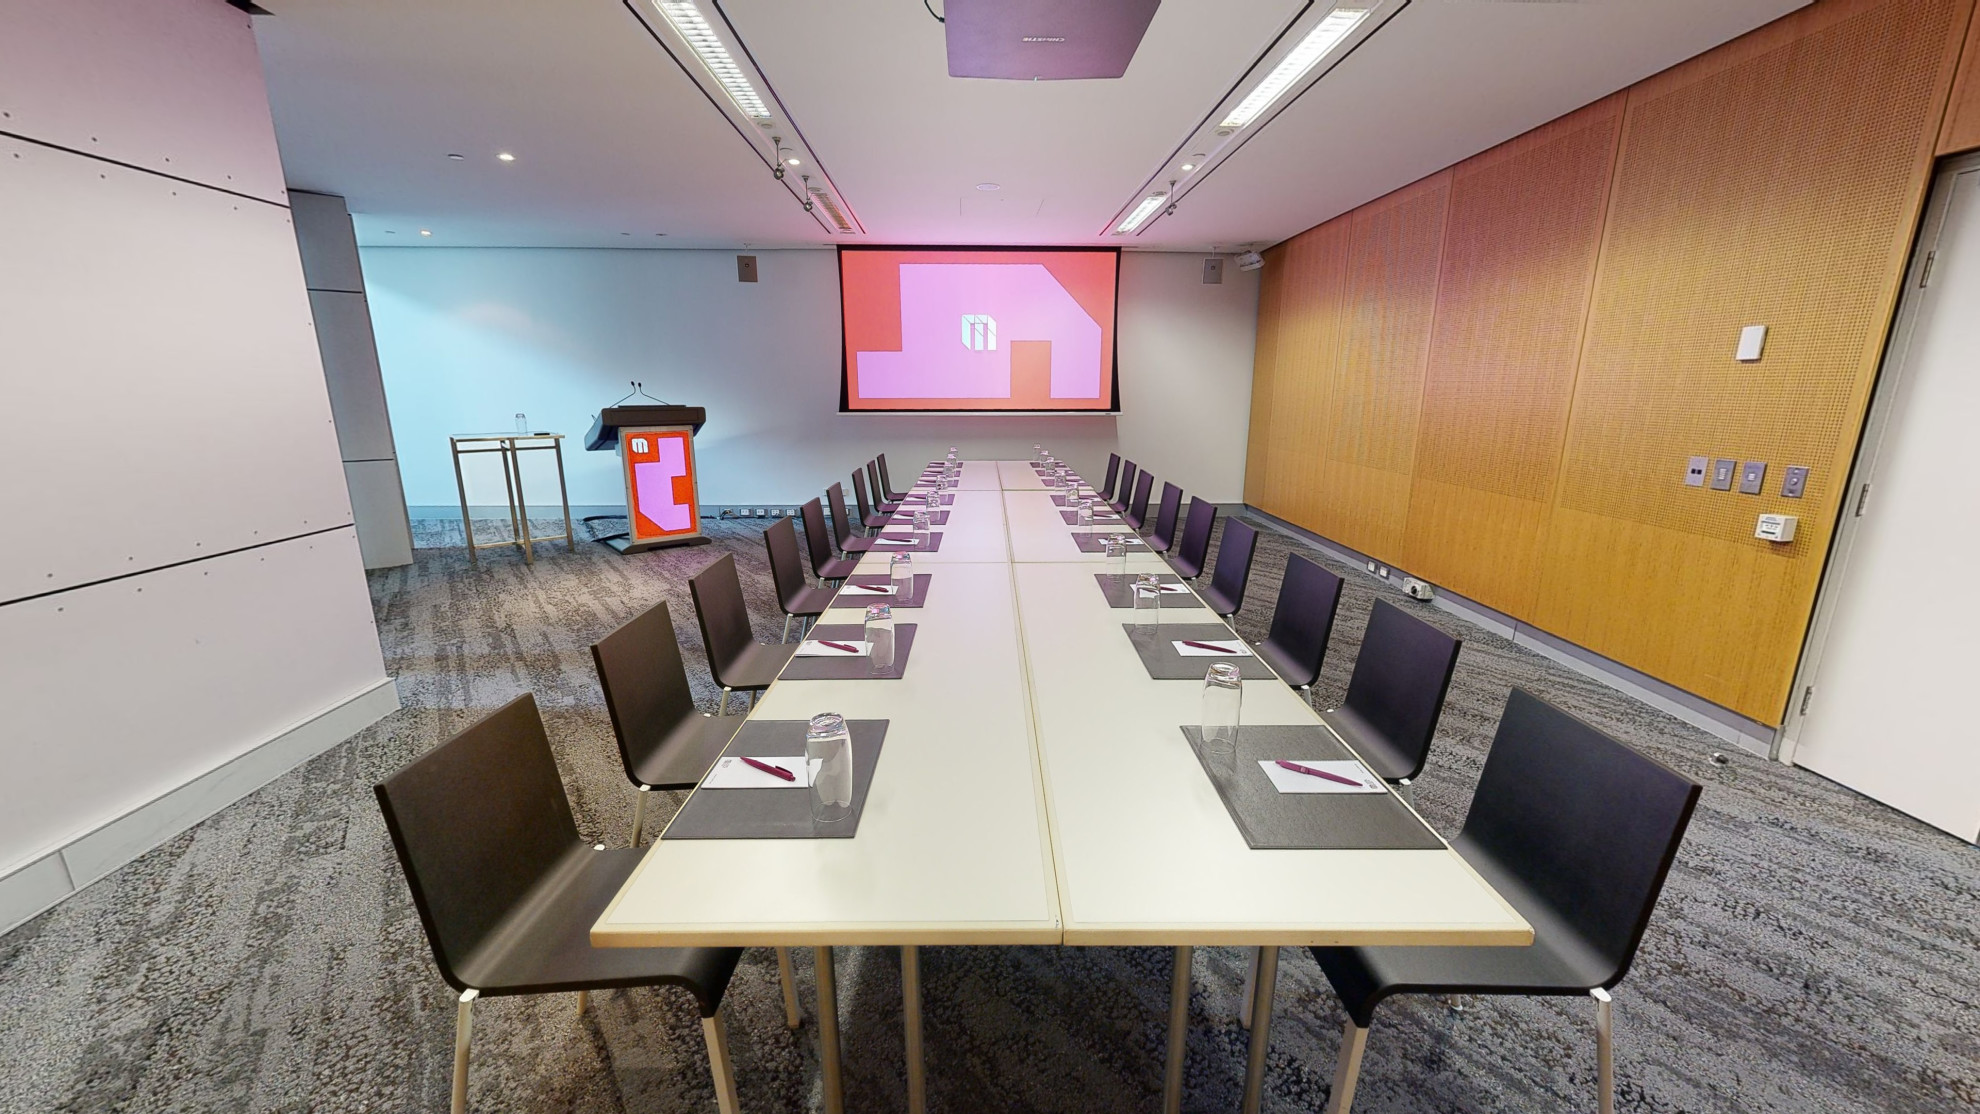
[1,509,1974,1114]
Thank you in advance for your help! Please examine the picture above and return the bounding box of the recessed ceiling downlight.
[975,182,1001,191]
[497,152,516,162]
[1220,7,1368,129]
[653,0,773,122]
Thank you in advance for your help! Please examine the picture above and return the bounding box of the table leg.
[451,441,477,563]
[1163,945,1193,1114]
[511,441,535,564]
[903,945,925,1114]
[815,946,843,1114]
[553,439,575,551]
[1240,946,1279,1114]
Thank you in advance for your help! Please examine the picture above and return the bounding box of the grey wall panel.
[290,191,366,293]
[0,0,289,205]
[310,291,398,461]
[343,460,415,569]
[0,134,352,602]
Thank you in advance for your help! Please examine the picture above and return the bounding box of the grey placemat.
[781,622,919,680]
[835,573,932,609]
[1060,509,1123,525]
[1180,725,1443,850]
[664,720,889,840]
[1122,623,1279,680]
[1072,531,1148,553]
[888,510,951,526]
[867,531,944,553]
[1093,573,1198,608]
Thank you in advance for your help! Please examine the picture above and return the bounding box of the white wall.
[0,0,394,932]
[361,248,1257,511]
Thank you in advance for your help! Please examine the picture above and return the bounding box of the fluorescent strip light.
[1220,7,1368,129]
[653,0,773,122]
[1117,194,1166,233]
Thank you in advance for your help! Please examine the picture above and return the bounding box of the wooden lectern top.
[585,405,707,451]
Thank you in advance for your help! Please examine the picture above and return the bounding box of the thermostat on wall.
[1755,514,1798,543]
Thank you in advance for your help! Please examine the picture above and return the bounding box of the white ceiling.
[255,0,1807,252]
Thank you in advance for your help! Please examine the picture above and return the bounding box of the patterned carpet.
[1,506,1973,1114]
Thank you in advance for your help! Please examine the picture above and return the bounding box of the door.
[1787,156,1980,842]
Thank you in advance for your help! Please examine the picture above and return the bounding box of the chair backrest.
[688,553,755,685]
[877,453,900,496]
[1340,599,1462,779]
[1209,517,1258,611]
[1152,482,1183,544]
[591,600,699,787]
[374,693,578,991]
[1262,554,1343,687]
[1101,453,1121,500]
[866,460,886,505]
[762,516,809,609]
[1128,470,1155,522]
[800,498,837,576]
[851,467,875,519]
[1459,689,1701,986]
[1117,461,1138,504]
[826,483,855,547]
[1175,497,1217,570]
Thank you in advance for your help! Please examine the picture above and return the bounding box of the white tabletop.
[595,461,1528,951]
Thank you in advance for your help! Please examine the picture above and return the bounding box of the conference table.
[594,460,1530,1114]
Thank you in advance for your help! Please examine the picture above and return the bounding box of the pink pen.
[1181,640,1238,654]
[741,757,796,781]
[1275,760,1362,788]
[818,640,861,653]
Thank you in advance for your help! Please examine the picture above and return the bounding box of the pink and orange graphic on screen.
[843,254,1116,410]
[622,429,699,540]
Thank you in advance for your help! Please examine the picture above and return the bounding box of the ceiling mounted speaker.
[945,0,1161,80]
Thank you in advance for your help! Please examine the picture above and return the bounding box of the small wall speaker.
[737,255,759,283]
[1202,257,1225,284]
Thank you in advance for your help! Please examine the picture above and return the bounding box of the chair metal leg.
[1163,946,1193,1114]
[702,1008,741,1114]
[816,946,844,1114]
[575,989,588,1016]
[717,688,730,716]
[630,786,649,847]
[1396,778,1414,805]
[1239,946,1279,1114]
[777,947,802,1029]
[1324,1021,1368,1114]
[1593,988,1614,1114]
[451,989,477,1114]
[1239,945,1260,1029]
[903,945,926,1114]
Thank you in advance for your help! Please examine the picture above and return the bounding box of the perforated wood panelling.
[1939,5,1980,154]
[1266,219,1353,528]
[1244,253,1287,508]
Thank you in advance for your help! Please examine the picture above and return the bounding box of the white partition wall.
[0,0,396,933]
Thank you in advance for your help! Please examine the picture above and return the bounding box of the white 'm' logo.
[960,314,997,352]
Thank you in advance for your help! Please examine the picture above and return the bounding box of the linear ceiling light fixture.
[1220,7,1368,128]
[652,0,772,122]
[1116,193,1167,233]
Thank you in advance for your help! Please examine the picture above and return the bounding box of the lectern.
[584,404,711,553]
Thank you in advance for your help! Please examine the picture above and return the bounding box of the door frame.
[1776,150,1980,765]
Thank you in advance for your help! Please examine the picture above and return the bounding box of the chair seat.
[1311,834,1612,1026]
[724,642,798,690]
[456,844,744,1014]
[1256,638,1318,688]
[632,712,744,790]
[1198,583,1240,616]
[841,536,875,553]
[1146,533,1172,554]
[815,554,860,579]
[877,500,900,514]
[1167,552,1205,579]
[1321,706,1418,782]
[785,585,837,618]
[861,512,890,530]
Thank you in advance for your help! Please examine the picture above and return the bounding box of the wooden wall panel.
[1939,2,1980,153]
[1243,251,1286,507]
[1256,219,1352,525]
[1532,0,1969,722]
[1400,97,1624,616]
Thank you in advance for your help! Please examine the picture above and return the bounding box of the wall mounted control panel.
[1738,461,1767,495]
[1756,514,1798,543]
[1686,456,1710,486]
[1711,458,1738,491]
[1782,465,1809,498]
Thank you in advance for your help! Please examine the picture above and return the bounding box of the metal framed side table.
[448,433,575,565]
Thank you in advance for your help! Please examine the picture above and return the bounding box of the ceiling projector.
[945,0,1161,80]
[1235,251,1265,271]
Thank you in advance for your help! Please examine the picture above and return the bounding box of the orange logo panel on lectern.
[623,429,699,540]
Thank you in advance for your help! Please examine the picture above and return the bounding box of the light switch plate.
[1782,466,1809,498]
[1738,461,1767,495]
[1686,456,1709,486]
[1711,459,1738,491]
[1736,324,1767,362]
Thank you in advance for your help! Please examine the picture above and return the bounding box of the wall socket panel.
[1686,456,1709,486]
[1710,459,1738,491]
[1782,466,1809,498]
[1738,461,1767,495]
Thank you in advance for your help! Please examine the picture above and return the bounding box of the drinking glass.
[807,712,854,824]
[889,551,914,599]
[1201,663,1243,777]
[1054,466,1071,490]
[1133,573,1162,628]
[514,412,529,433]
[912,508,932,545]
[1076,498,1094,534]
[1104,534,1128,579]
[865,604,896,675]
[1044,467,1060,488]
[1033,444,1045,461]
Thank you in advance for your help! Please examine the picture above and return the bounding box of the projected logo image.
[625,430,696,536]
[855,263,1102,402]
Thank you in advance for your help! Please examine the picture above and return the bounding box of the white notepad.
[1258,760,1382,794]
[796,639,870,657]
[702,755,812,789]
[1172,639,1252,657]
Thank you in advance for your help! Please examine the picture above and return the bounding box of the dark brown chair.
[764,516,837,641]
[1321,599,1462,787]
[1168,498,1217,579]
[866,461,899,515]
[1122,470,1156,531]
[1198,517,1258,618]
[1254,554,1344,704]
[851,468,890,530]
[801,497,859,581]
[374,694,750,1114]
[1306,689,1701,1114]
[1099,453,1121,502]
[689,553,796,714]
[1145,481,1184,553]
[877,453,910,502]
[826,483,874,553]
[1110,460,1138,514]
